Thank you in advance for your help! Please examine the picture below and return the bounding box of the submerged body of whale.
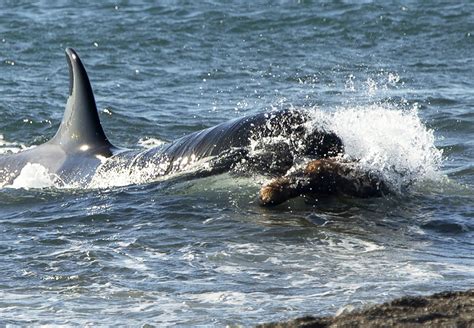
[0,49,385,204]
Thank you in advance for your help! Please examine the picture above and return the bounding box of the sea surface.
[0,1,473,326]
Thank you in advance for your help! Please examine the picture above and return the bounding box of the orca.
[0,48,387,205]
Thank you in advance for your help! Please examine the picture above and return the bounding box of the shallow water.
[0,1,473,326]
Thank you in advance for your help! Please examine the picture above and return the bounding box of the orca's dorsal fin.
[49,48,114,155]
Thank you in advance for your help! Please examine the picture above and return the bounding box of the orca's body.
[0,49,385,205]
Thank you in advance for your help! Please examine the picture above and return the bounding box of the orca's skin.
[0,49,343,187]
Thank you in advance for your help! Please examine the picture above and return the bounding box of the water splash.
[8,163,61,189]
[137,137,166,149]
[87,152,212,189]
[0,104,442,193]
[307,104,443,191]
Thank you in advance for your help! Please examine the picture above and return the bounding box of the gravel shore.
[257,289,474,327]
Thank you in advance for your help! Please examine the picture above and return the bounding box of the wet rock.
[257,289,474,327]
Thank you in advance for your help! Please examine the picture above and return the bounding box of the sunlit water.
[0,1,473,326]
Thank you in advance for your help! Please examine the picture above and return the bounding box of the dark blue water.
[0,1,473,326]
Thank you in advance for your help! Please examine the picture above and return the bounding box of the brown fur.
[259,158,388,206]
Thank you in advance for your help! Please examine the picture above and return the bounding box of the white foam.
[87,152,209,188]
[9,163,61,189]
[137,137,166,149]
[0,134,29,154]
[307,104,443,191]
[187,291,247,305]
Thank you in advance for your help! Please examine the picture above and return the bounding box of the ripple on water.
[0,0,473,326]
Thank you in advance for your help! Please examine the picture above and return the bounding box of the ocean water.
[0,1,472,326]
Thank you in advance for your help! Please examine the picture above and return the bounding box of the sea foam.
[306,104,443,192]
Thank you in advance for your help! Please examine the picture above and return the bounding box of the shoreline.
[257,289,474,327]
